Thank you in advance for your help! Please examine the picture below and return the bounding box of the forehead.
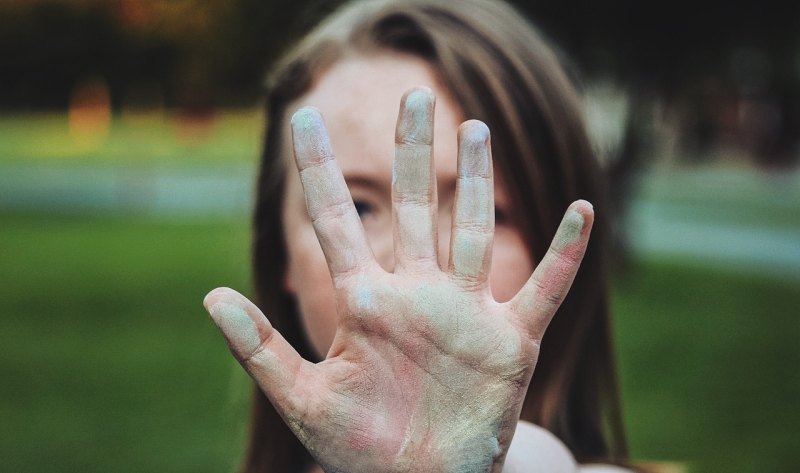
[283,53,463,182]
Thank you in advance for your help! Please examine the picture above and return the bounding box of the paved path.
[630,200,800,281]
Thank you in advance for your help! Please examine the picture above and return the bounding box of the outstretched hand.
[204,87,593,473]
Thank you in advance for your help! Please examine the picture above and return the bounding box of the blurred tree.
[2,0,797,107]
[0,0,797,165]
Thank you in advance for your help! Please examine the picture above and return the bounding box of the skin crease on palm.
[203,53,596,473]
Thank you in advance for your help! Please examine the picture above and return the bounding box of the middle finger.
[392,87,438,272]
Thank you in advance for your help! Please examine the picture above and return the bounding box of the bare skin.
[204,87,594,472]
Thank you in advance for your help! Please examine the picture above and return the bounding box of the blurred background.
[1,1,798,472]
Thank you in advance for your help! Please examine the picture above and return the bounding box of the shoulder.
[504,421,637,473]
[504,421,576,473]
[579,465,636,473]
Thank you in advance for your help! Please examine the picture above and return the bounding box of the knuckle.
[311,200,353,227]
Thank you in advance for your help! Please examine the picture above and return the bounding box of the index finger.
[291,107,375,280]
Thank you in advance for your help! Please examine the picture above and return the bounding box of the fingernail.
[206,298,263,357]
[291,107,332,169]
[291,107,321,132]
[555,209,585,249]
[397,87,434,144]
[458,120,491,177]
[203,287,228,311]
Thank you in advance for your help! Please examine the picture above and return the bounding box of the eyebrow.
[342,174,389,192]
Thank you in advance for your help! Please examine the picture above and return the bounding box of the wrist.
[400,426,506,473]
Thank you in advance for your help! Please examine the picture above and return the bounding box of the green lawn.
[0,214,253,473]
[1,214,797,473]
[1,113,797,472]
[614,258,800,472]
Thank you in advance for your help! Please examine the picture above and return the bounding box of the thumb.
[203,287,312,419]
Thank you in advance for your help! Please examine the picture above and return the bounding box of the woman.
[204,0,630,471]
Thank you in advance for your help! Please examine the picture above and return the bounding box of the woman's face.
[281,53,534,359]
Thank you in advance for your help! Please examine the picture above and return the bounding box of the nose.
[370,208,453,273]
[372,234,395,273]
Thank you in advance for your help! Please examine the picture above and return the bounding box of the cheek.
[489,230,534,303]
[362,221,395,273]
[286,224,339,359]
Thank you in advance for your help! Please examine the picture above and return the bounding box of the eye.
[353,200,375,220]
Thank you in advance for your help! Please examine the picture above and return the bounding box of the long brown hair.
[250,1,625,471]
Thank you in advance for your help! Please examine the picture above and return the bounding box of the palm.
[306,269,531,472]
[204,88,593,473]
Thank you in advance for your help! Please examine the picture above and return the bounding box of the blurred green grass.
[1,114,798,472]
[1,214,798,473]
[0,214,253,473]
[614,257,800,472]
